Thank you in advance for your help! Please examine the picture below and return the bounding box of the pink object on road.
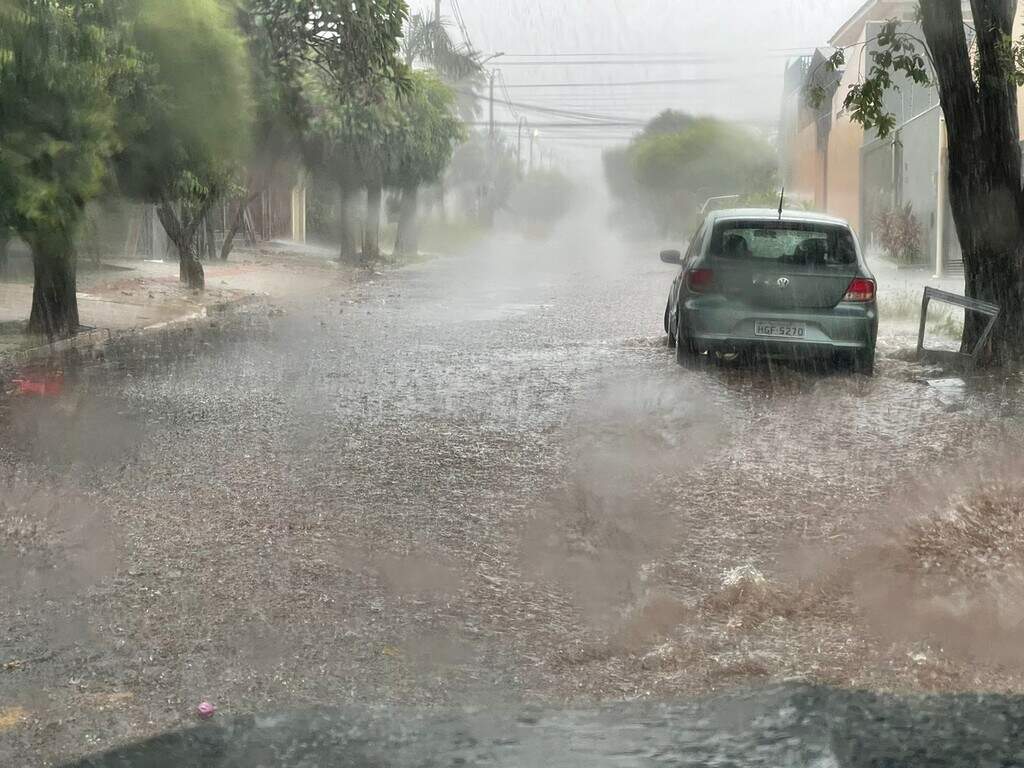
[13,373,64,397]
[197,701,216,719]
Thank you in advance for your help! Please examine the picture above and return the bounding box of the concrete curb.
[1,293,263,368]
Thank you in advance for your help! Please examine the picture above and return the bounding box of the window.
[709,220,857,268]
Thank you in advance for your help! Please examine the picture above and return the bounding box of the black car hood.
[63,683,1024,767]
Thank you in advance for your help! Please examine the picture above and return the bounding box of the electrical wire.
[496,70,520,121]
[449,0,473,50]
[493,55,798,67]
[458,87,648,124]
[497,46,821,58]
[498,76,733,89]
[467,121,643,128]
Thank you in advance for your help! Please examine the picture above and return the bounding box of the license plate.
[754,320,806,339]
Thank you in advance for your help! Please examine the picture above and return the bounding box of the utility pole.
[435,0,441,20]
[516,117,527,176]
[478,53,504,142]
[488,70,496,142]
[529,130,538,173]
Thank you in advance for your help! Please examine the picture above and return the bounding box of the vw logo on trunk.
[777,277,791,289]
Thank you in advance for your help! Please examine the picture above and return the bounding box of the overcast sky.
[410,1,864,161]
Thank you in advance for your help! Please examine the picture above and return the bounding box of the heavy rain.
[3,1,1024,766]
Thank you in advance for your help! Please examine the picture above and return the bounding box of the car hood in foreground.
[63,683,1024,767]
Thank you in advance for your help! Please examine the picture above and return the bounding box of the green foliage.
[638,109,696,139]
[844,20,929,137]
[247,0,409,94]
[402,13,480,81]
[304,75,400,188]
[306,68,463,192]
[0,1,124,240]
[874,202,923,265]
[446,133,519,217]
[808,18,930,138]
[231,2,311,193]
[602,145,637,201]
[401,11,480,121]
[115,0,252,205]
[628,116,777,235]
[391,71,466,188]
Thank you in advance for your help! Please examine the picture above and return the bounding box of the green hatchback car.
[662,209,878,375]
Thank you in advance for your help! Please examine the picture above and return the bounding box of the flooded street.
[3,220,1024,764]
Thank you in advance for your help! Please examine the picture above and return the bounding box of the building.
[781,0,972,274]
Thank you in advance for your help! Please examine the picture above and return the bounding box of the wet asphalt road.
[2,222,1023,765]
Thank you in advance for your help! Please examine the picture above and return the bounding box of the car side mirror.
[660,249,682,265]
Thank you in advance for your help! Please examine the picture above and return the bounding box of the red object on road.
[196,701,216,720]
[11,371,64,397]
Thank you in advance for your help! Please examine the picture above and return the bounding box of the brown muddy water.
[2,227,1024,764]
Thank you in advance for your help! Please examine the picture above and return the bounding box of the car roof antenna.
[777,187,785,220]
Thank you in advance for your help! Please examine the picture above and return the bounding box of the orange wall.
[785,29,866,225]
[825,116,863,232]
[789,123,821,208]
[823,39,866,232]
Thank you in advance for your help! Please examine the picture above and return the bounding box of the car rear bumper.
[682,299,878,353]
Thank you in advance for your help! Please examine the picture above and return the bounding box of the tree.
[0,0,125,338]
[220,0,411,261]
[115,0,252,289]
[638,109,696,139]
[217,3,308,261]
[812,3,1024,364]
[602,145,638,202]
[506,169,576,232]
[445,133,518,221]
[247,0,408,93]
[304,77,398,264]
[629,117,777,236]
[402,12,480,80]
[0,228,11,274]
[391,72,465,257]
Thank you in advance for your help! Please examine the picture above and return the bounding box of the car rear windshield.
[708,220,857,268]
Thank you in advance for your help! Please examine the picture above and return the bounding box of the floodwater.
[2,211,1024,764]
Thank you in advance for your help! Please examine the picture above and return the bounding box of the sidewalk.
[868,255,965,301]
[0,241,350,358]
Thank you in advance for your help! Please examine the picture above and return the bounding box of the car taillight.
[686,268,715,293]
[843,277,875,302]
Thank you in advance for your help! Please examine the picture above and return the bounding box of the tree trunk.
[157,201,206,290]
[26,231,79,340]
[921,0,1024,364]
[394,184,420,258]
[0,236,8,274]
[205,213,217,261]
[338,184,359,264]
[220,192,261,261]
[363,182,383,264]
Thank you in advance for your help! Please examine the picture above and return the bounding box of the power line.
[459,88,647,125]
[467,121,643,128]
[496,70,520,121]
[448,0,474,52]
[493,55,798,67]
[499,77,732,89]
[498,46,819,58]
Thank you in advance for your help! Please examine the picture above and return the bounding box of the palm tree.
[401,12,481,84]
[400,10,481,222]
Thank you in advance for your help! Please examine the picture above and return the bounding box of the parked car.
[662,209,878,374]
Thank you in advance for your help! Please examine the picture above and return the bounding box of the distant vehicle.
[661,209,878,375]
[698,195,741,216]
